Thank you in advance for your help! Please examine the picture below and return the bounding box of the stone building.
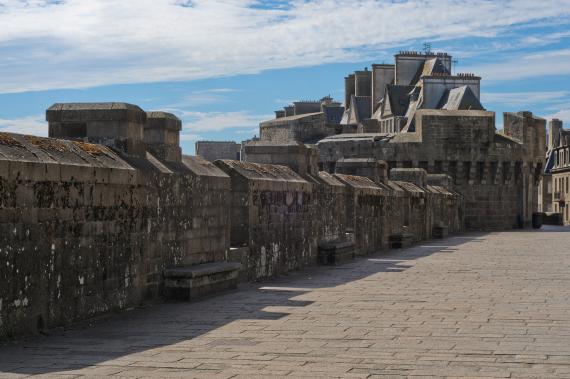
[545,119,570,223]
[252,49,547,230]
[259,96,344,143]
[318,110,545,230]
[196,140,241,161]
[340,51,484,133]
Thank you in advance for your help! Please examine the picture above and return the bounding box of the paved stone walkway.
[2,227,570,378]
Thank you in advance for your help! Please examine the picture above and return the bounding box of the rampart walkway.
[1,227,570,378]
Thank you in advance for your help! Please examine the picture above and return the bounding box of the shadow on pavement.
[0,230,512,375]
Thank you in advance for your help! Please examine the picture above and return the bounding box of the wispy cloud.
[544,109,570,124]
[177,110,270,133]
[466,49,570,81]
[483,91,570,106]
[1,0,570,93]
[180,133,202,142]
[168,88,243,107]
[0,114,47,136]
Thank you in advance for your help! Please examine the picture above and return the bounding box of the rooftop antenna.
[423,42,432,55]
[452,58,459,75]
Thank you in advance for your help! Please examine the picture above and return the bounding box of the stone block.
[163,262,241,301]
[390,168,427,188]
[335,158,388,185]
[389,233,414,249]
[433,225,449,239]
[318,241,355,265]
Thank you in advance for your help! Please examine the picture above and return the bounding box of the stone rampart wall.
[216,160,464,281]
[0,134,230,339]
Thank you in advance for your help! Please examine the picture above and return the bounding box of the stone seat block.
[433,225,449,239]
[318,241,356,265]
[389,233,415,249]
[163,262,242,301]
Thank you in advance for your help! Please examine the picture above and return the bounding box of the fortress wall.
[0,134,230,339]
[1,103,472,340]
[336,174,464,256]
[317,110,545,230]
[315,172,348,244]
[215,160,318,281]
[259,113,336,144]
[215,159,463,281]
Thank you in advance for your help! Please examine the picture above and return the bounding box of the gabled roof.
[383,85,414,118]
[353,96,372,122]
[439,86,484,111]
[406,57,450,86]
[342,95,372,125]
[421,57,450,77]
[545,149,555,174]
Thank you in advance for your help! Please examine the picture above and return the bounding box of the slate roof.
[439,86,484,111]
[341,95,372,125]
[385,85,415,117]
[323,106,345,124]
[545,149,555,174]
[353,96,372,122]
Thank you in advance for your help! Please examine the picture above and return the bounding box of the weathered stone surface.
[196,141,241,162]
[0,102,465,341]
[0,132,231,340]
[47,102,148,157]
[335,158,388,184]
[144,111,182,163]
[163,262,241,301]
[318,240,355,265]
[318,110,546,230]
[215,160,317,281]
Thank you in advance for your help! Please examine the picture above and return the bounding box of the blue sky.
[1,0,570,154]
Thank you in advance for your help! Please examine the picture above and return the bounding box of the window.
[502,162,511,184]
[477,162,485,183]
[514,162,522,183]
[434,161,443,174]
[449,161,457,184]
[464,161,472,183]
[489,162,498,183]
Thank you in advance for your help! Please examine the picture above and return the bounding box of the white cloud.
[168,88,242,107]
[1,0,570,93]
[180,133,202,141]
[544,109,570,124]
[0,114,47,136]
[466,49,570,82]
[175,110,270,132]
[520,31,570,46]
[0,110,263,139]
[483,91,570,106]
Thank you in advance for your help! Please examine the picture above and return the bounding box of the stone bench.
[163,262,242,301]
[318,241,356,265]
[433,225,449,239]
[389,233,415,249]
